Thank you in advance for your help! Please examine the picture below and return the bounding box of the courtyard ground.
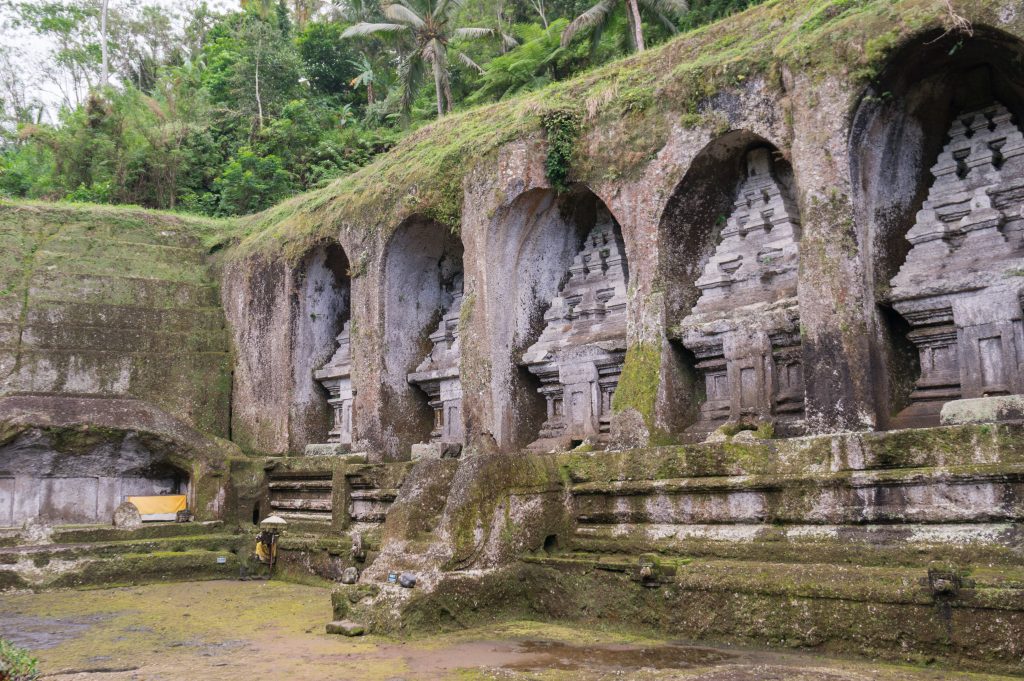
[0,580,1017,681]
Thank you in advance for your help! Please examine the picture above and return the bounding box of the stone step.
[523,553,1024,606]
[501,557,1024,675]
[0,548,242,591]
[568,522,1024,568]
[558,425,1024,482]
[569,463,1024,525]
[0,533,241,563]
[5,521,228,545]
[29,271,219,309]
[268,478,333,491]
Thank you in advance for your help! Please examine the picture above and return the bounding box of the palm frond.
[382,3,426,27]
[652,8,678,33]
[341,21,408,37]
[638,0,687,17]
[456,51,485,74]
[434,0,465,20]
[398,53,427,116]
[453,26,494,39]
[560,0,617,48]
[501,31,520,49]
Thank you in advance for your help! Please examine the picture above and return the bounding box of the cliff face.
[0,203,238,525]
[0,203,233,437]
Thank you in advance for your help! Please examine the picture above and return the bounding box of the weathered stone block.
[325,620,364,636]
[940,395,1024,425]
[303,443,362,458]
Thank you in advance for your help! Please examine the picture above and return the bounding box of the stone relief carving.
[887,102,1024,427]
[677,147,804,438]
[314,320,355,446]
[407,288,464,449]
[520,208,628,450]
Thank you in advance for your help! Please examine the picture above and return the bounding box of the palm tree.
[342,0,498,117]
[561,0,688,53]
[349,53,379,104]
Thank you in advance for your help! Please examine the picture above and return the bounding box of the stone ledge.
[941,395,1024,425]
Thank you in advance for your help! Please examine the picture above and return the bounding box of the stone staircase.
[0,521,243,590]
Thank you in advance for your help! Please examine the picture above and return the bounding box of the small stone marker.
[341,567,359,584]
[326,620,364,636]
[113,501,142,529]
[398,572,416,588]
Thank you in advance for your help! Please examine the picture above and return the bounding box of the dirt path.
[0,580,1014,681]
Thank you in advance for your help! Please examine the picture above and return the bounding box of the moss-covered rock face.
[0,202,234,437]
[217,0,1024,454]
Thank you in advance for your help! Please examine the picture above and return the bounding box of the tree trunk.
[532,0,548,28]
[100,0,110,86]
[432,49,444,117]
[367,81,375,105]
[626,0,645,52]
[254,38,264,128]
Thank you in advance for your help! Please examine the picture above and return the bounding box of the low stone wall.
[331,424,1023,672]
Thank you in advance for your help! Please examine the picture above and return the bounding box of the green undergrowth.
[221,0,1012,264]
[0,638,38,681]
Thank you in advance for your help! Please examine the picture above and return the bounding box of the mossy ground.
[0,580,1017,680]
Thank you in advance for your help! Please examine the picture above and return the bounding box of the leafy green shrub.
[0,638,39,681]
[540,107,582,192]
[214,147,294,216]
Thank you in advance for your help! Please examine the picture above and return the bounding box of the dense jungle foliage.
[0,0,764,216]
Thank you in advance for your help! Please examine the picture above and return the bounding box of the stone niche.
[886,102,1024,427]
[314,320,355,447]
[676,147,804,438]
[519,207,628,450]
[382,216,464,459]
[0,429,188,527]
[306,243,353,452]
[407,286,464,457]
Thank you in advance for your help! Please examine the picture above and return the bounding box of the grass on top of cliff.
[229,0,1007,262]
[0,200,240,294]
[0,200,239,253]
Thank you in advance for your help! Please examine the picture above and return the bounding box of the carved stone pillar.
[888,103,1024,428]
[677,148,804,438]
[314,321,354,446]
[520,209,628,450]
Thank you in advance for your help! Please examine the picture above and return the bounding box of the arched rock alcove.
[485,186,629,451]
[296,242,352,446]
[659,132,802,439]
[381,215,464,459]
[850,27,1024,428]
[0,429,190,526]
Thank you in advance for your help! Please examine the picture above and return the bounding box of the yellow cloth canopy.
[127,495,187,516]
